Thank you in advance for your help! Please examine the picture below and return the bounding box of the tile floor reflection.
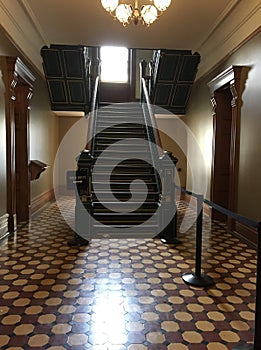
[0,197,257,349]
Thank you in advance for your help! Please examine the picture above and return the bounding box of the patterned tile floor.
[0,197,257,350]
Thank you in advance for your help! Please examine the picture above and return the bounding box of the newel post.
[159,150,181,244]
[74,149,94,240]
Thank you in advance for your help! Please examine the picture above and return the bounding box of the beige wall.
[58,117,82,145]
[184,31,261,220]
[56,116,88,190]
[29,72,59,200]
[156,117,187,189]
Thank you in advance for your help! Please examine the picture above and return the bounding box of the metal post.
[182,194,214,287]
[195,203,203,278]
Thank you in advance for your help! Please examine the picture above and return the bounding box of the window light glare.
[100,46,129,83]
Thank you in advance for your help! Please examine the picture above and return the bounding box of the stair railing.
[140,60,179,244]
[74,75,100,239]
[141,77,163,156]
[86,75,100,154]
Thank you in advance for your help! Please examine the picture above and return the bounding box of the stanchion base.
[232,343,253,350]
[160,237,182,245]
[182,273,214,287]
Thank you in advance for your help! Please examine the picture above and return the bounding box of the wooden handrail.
[141,77,163,155]
[86,75,99,152]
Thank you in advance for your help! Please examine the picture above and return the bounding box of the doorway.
[14,81,32,223]
[2,57,35,232]
[208,65,248,226]
[211,85,233,221]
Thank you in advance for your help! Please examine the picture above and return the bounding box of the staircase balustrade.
[140,66,180,244]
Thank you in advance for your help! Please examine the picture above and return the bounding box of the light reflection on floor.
[0,197,256,349]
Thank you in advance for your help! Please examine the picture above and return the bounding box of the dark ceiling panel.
[150,50,200,114]
[41,44,90,112]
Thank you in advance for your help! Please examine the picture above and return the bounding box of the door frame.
[1,57,35,231]
[208,65,248,227]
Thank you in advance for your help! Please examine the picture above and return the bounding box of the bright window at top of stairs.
[100,46,129,83]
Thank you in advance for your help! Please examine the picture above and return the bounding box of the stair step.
[94,149,151,163]
[93,215,156,225]
[92,173,156,182]
[92,191,160,201]
[93,164,155,172]
[93,160,153,166]
[97,111,143,117]
[96,129,146,135]
[92,224,159,236]
[95,136,147,144]
[96,121,145,126]
[96,133,146,139]
[92,182,158,191]
[93,200,158,206]
[98,107,143,115]
[94,144,148,152]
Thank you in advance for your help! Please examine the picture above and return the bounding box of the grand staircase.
[90,103,161,237]
[73,78,178,244]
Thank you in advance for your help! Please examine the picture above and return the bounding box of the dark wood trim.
[30,189,55,216]
[208,65,250,229]
[15,82,33,222]
[234,221,258,248]
[1,57,18,233]
[0,56,35,232]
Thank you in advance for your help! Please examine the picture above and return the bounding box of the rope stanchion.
[182,194,214,287]
[177,185,260,345]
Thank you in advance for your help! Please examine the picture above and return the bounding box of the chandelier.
[101,0,171,26]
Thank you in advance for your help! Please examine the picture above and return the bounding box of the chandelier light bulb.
[141,5,158,26]
[101,0,119,12]
[115,4,133,25]
[153,0,171,11]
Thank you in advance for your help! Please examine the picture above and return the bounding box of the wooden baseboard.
[30,189,55,215]
[0,213,9,240]
[234,221,258,248]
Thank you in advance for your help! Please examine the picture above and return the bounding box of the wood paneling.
[0,57,35,232]
[208,66,249,227]
[30,189,55,216]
